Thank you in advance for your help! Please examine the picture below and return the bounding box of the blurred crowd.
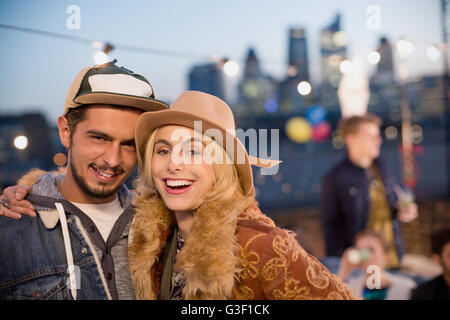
[316,114,449,300]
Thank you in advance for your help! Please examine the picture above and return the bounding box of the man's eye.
[122,142,136,149]
[92,136,107,141]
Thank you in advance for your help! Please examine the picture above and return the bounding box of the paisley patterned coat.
[128,193,358,300]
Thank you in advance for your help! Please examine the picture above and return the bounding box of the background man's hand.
[397,202,419,223]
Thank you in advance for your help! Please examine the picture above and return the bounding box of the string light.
[0,23,443,75]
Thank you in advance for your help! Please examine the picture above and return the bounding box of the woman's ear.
[58,116,71,148]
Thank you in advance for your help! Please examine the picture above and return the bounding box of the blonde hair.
[138,126,247,205]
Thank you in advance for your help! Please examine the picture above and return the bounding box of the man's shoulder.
[411,275,445,299]
[414,275,444,290]
[0,214,42,239]
[323,158,355,185]
[30,172,64,198]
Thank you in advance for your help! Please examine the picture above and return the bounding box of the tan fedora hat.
[135,91,280,196]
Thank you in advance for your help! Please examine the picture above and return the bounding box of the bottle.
[347,248,371,265]
[394,184,415,209]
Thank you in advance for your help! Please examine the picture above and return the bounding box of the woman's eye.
[157,149,170,155]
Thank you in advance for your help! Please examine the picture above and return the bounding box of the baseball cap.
[63,59,168,115]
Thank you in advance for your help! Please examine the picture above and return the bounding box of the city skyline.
[0,0,446,124]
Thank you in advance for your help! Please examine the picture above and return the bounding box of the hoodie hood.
[27,171,133,211]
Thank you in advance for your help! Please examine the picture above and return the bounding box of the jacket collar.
[38,209,60,229]
[28,172,134,229]
[128,192,257,300]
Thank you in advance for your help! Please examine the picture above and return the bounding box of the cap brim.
[74,92,168,112]
[135,110,257,196]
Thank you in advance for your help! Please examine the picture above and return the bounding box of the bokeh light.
[367,51,381,65]
[13,135,28,150]
[333,31,347,46]
[339,60,353,74]
[264,99,278,113]
[223,60,240,76]
[93,51,109,65]
[396,39,414,57]
[426,46,441,61]
[285,117,312,143]
[297,81,312,96]
[281,183,292,194]
[312,121,331,142]
[385,126,398,140]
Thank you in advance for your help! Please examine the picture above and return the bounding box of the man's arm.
[320,173,344,257]
[0,168,48,219]
[0,185,35,219]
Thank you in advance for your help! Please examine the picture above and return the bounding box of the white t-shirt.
[72,196,123,242]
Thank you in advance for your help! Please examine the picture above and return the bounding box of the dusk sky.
[0,0,446,125]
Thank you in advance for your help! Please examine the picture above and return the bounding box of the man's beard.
[70,158,122,200]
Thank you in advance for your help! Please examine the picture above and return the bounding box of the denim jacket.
[0,173,135,300]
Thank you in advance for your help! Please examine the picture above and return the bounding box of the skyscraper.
[369,36,400,115]
[276,28,313,115]
[376,36,395,81]
[188,62,225,101]
[320,13,347,110]
[237,48,276,115]
[288,28,310,81]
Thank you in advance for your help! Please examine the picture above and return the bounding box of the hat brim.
[74,92,168,112]
[135,110,256,196]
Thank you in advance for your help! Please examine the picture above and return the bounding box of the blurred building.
[376,37,395,81]
[188,62,225,101]
[0,113,62,189]
[287,28,310,81]
[369,37,401,116]
[320,13,347,110]
[277,28,314,115]
[416,75,447,117]
[236,48,277,116]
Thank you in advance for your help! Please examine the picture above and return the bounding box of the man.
[0,60,168,299]
[320,114,418,268]
[411,228,450,300]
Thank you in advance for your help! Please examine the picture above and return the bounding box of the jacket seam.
[0,257,95,289]
[75,216,112,300]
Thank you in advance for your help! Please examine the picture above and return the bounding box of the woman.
[128,91,357,300]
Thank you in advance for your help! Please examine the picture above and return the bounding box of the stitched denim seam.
[0,256,95,289]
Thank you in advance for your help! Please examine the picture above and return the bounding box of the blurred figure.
[411,228,450,300]
[321,114,418,268]
[337,230,416,300]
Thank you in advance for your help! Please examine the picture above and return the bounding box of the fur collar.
[128,191,256,300]
[17,167,66,186]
